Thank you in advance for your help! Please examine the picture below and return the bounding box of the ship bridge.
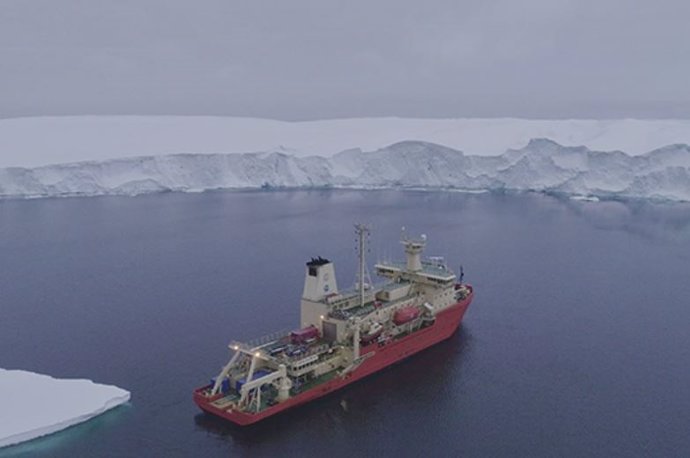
[374,232,456,284]
[376,259,455,282]
[375,250,457,289]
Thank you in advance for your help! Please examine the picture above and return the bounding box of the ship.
[194,225,474,425]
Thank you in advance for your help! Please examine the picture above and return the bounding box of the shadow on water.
[193,326,474,449]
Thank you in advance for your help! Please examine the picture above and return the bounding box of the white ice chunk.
[0,368,130,449]
[570,195,601,202]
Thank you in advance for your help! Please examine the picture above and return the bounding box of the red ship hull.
[194,286,473,426]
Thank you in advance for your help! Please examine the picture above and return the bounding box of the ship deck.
[194,287,474,424]
[292,369,339,395]
[328,301,376,320]
[376,260,455,280]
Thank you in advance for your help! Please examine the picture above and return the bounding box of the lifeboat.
[360,322,383,345]
[393,306,421,325]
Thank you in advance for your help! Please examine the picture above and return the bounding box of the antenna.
[354,223,372,308]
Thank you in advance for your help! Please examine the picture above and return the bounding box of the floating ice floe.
[0,368,130,449]
[570,195,601,202]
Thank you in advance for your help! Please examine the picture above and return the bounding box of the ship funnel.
[401,235,426,272]
[302,257,338,301]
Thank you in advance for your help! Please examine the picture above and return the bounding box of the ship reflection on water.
[194,327,474,445]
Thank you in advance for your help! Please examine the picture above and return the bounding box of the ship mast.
[354,223,371,308]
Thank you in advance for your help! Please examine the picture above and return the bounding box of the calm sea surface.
[1,190,689,457]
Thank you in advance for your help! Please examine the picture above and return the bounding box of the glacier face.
[1,139,689,202]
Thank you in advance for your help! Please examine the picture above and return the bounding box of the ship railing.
[245,329,291,350]
[228,329,291,355]
[383,260,455,277]
[285,343,330,363]
[228,340,253,354]
[328,302,378,321]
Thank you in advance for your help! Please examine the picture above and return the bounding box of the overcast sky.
[1,0,689,120]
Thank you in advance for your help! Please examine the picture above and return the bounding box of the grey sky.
[1,0,689,120]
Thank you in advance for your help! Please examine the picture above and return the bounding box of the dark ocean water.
[1,190,690,457]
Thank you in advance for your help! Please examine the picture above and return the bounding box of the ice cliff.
[1,139,689,201]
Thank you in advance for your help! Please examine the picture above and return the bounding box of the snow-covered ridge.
[4,116,690,168]
[1,139,689,202]
[0,369,130,449]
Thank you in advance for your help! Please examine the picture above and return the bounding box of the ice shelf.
[1,117,690,202]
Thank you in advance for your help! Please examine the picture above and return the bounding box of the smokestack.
[302,257,338,301]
